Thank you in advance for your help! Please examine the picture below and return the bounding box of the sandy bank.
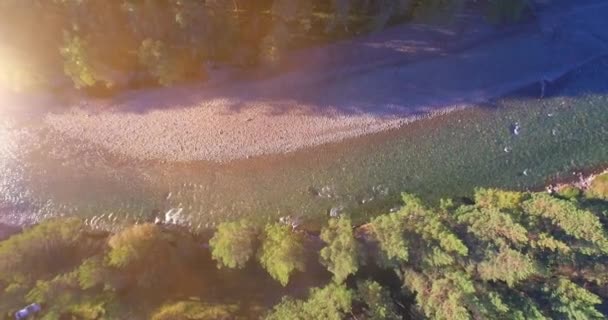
[46,100,419,162]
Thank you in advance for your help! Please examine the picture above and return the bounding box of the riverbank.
[1,181,607,319]
[1,2,607,230]
[28,0,608,162]
[1,54,608,229]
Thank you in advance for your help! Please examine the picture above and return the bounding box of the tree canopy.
[209,219,259,269]
[320,217,359,283]
[257,223,306,286]
[0,0,535,92]
[1,182,608,319]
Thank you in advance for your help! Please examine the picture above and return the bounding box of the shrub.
[587,173,608,200]
[558,185,582,200]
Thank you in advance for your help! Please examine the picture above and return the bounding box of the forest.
[1,173,607,319]
[0,0,532,93]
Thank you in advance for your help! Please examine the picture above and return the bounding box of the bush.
[557,185,582,200]
[587,173,608,200]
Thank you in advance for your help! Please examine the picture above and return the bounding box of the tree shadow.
[7,0,608,122]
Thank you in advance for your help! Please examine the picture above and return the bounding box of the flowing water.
[1,58,608,230]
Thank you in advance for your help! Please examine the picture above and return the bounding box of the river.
[1,57,607,230]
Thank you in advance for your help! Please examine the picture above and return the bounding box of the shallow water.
[1,58,607,230]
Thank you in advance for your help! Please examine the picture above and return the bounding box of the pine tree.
[209,219,259,269]
[320,218,359,283]
[257,223,306,286]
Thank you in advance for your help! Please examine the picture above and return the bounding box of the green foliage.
[24,271,116,320]
[456,207,529,247]
[391,190,607,319]
[2,0,525,92]
[257,223,306,286]
[545,278,604,319]
[60,34,100,88]
[151,301,237,320]
[76,256,108,290]
[265,283,353,320]
[264,297,305,320]
[403,269,476,320]
[587,173,608,200]
[356,280,400,320]
[531,233,571,253]
[209,220,259,269]
[422,247,455,267]
[477,247,538,287]
[107,223,190,288]
[558,185,583,200]
[523,194,608,253]
[399,195,468,256]
[320,218,359,283]
[370,211,409,263]
[474,188,525,210]
[1,186,608,319]
[0,218,93,285]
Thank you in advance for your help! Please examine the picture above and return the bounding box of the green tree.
[106,223,190,288]
[523,194,608,253]
[258,223,306,286]
[400,194,468,256]
[209,220,259,269]
[456,207,529,247]
[476,247,539,287]
[151,301,237,320]
[60,34,100,88]
[474,188,525,210]
[0,218,95,286]
[266,283,353,320]
[403,269,477,320]
[545,278,604,319]
[370,211,409,263]
[320,218,359,283]
[356,280,400,320]
[76,256,109,290]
